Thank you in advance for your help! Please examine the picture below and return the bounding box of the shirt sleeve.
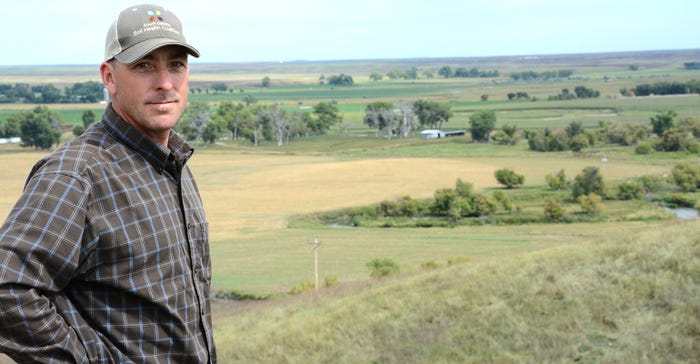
[0,168,91,363]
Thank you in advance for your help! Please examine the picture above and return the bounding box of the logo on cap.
[147,10,164,23]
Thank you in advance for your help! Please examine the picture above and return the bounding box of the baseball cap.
[104,4,200,64]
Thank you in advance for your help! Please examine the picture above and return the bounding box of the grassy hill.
[213,220,699,363]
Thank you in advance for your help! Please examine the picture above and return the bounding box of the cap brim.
[113,38,200,64]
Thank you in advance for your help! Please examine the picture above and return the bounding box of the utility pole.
[308,236,322,293]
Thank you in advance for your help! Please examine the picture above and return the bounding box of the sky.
[0,0,698,66]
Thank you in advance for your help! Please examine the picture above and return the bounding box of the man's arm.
[0,170,90,363]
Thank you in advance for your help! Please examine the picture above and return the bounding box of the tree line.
[620,80,700,97]
[0,81,104,104]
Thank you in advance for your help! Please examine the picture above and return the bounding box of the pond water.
[670,208,698,220]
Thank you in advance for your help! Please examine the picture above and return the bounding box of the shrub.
[289,281,315,295]
[455,179,474,198]
[546,169,568,191]
[568,134,590,152]
[323,276,339,287]
[669,193,696,208]
[637,175,664,193]
[397,195,420,217]
[617,180,645,200]
[450,197,473,219]
[215,289,268,301]
[367,258,400,278]
[447,256,471,265]
[578,193,604,214]
[471,193,498,217]
[671,162,700,192]
[492,190,513,212]
[635,143,653,155]
[421,260,440,270]
[432,188,456,216]
[543,197,565,222]
[378,200,400,217]
[571,166,605,199]
[494,168,525,188]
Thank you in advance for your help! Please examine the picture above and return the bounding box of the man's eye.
[170,61,187,70]
[134,62,153,70]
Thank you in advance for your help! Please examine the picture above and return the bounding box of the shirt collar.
[102,103,194,177]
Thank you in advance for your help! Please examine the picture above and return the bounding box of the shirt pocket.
[188,221,211,285]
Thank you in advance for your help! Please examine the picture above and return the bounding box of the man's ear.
[100,61,117,95]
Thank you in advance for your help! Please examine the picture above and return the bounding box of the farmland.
[1,49,699,362]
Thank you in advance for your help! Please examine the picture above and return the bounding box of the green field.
[1,50,699,363]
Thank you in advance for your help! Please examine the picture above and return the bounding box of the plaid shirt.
[0,104,216,363]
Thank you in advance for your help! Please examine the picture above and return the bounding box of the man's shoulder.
[31,122,128,178]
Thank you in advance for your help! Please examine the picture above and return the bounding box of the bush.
[492,190,513,212]
[455,179,474,198]
[671,162,700,192]
[367,258,400,278]
[637,175,664,193]
[324,276,339,287]
[421,260,440,270]
[289,281,315,295]
[546,169,568,191]
[543,197,565,222]
[635,143,653,155]
[578,193,604,214]
[617,180,645,200]
[447,256,471,265]
[571,166,605,199]
[494,168,525,188]
[432,188,456,216]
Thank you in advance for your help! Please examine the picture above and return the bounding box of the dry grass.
[213,220,700,363]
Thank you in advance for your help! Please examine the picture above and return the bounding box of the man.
[0,4,216,363]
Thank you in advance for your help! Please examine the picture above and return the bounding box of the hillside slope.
[214,221,699,363]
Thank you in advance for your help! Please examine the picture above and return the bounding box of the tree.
[311,102,342,135]
[211,82,228,93]
[327,74,354,86]
[494,168,525,188]
[243,94,257,107]
[574,86,600,98]
[369,72,383,81]
[650,110,677,136]
[571,166,605,199]
[397,102,417,138]
[438,66,453,78]
[81,110,97,129]
[469,110,496,142]
[0,116,20,138]
[248,105,273,146]
[364,101,394,138]
[65,81,104,103]
[413,99,452,129]
[180,101,210,147]
[33,84,62,103]
[16,106,61,150]
[261,76,271,88]
[258,106,289,146]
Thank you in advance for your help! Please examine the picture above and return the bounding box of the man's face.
[101,45,190,145]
